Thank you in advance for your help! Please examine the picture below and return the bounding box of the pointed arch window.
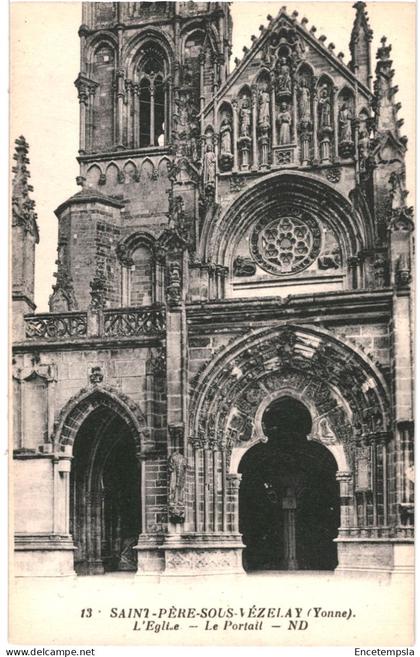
[138,46,169,147]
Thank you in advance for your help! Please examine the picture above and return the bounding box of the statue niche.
[338,89,355,158]
[238,90,252,170]
[317,79,334,164]
[202,128,216,194]
[168,451,187,523]
[277,102,292,145]
[257,75,271,169]
[219,104,233,172]
[297,67,313,166]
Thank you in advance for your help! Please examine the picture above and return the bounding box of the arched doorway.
[70,406,141,575]
[239,397,340,572]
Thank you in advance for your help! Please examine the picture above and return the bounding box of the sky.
[10,1,415,311]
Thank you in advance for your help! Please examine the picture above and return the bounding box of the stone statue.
[220,114,233,155]
[358,129,370,161]
[258,84,271,129]
[318,85,332,128]
[318,417,336,445]
[166,262,182,306]
[299,80,311,123]
[239,97,252,138]
[202,144,216,186]
[277,57,291,93]
[339,103,353,142]
[233,256,257,277]
[318,248,341,270]
[168,451,187,523]
[278,103,292,145]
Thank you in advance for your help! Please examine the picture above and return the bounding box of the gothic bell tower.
[75,2,232,156]
[51,2,232,312]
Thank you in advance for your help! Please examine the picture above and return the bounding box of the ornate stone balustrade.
[23,306,166,341]
[103,306,166,337]
[25,312,88,339]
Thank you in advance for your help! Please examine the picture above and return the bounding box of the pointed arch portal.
[70,404,141,575]
[54,388,146,575]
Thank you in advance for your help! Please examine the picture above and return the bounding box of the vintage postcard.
[9,0,415,650]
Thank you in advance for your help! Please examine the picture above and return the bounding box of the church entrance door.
[70,407,140,575]
[239,397,340,572]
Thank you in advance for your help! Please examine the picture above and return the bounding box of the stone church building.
[12,2,414,578]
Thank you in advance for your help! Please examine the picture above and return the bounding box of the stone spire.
[349,2,373,88]
[373,36,405,140]
[12,136,39,241]
[11,136,39,339]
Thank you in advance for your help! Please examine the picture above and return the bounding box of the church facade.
[12,2,414,578]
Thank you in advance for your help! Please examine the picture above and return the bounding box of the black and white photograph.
[9,0,415,650]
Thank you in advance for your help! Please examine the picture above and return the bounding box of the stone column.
[282,487,298,569]
[149,81,155,146]
[336,471,353,534]
[87,86,96,152]
[78,87,87,154]
[312,77,319,162]
[396,420,414,529]
[348,255,360,289]
[271,73,277,147]
[203,445,211,532]
[251,86,258,170]
[116,67,125,149]
[190,438,202,532]
[333,86,339,160]
[232,99,239,171]
[291,77,298,145]
[227,473,242,533]
[199,52,205,135]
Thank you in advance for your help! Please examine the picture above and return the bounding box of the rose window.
[250,212,321,275]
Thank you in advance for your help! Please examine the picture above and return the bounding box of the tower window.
[137,46,168,148]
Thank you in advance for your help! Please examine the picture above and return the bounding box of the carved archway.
[199,171,374,276]
[54,387,147,575]
[188,325,390,545]
[53,385,147,455]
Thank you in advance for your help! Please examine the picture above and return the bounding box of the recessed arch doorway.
[239,396,340,572]
[70,406,141,575]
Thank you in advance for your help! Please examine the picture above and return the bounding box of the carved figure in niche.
[320,135,331,163]
[373,254,387,287]
[389,170,408,211]
[258,83,271,129]
[202,143,216,187]
[358,129,370,160]
[276,57,291,93]
[318,85,332,128]
[168,451,187,523]
[396,254,411,288]
[183,62,193,87]
[166,262,182,306]
[177,96,189,128]
[220,113,233,155]
[278,102,292,144]
[233,256,257,277]
[49,288,67,312]
[239,97,252,138]
[318,417,336,445]
[339,103,353,143]
[299,79,311,123]
[318,248,341,270]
